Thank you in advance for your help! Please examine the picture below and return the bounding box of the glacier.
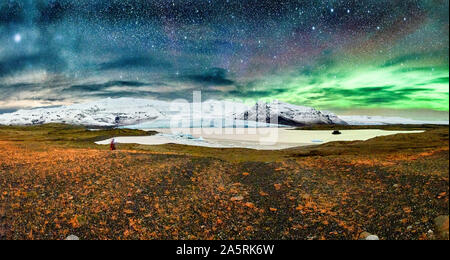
[0,98,347,127]
[0,97,447,127]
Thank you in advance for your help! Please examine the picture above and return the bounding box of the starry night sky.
[0,0,448,118]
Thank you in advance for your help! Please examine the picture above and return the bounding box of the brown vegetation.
[0,124,448,240]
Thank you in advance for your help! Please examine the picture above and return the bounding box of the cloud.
[0,52,66,77]
[59,79,194,101]
[178,68,235,86]
[0,83,36,98]
[228,84,289,99]
[63,81,151,92]
[97,56,172,71]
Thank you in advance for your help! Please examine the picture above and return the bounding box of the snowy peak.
[0,98,348,127]
[0,98,164,126]
[237,100,347,126]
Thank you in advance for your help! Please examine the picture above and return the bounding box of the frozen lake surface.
[96,128,424,150]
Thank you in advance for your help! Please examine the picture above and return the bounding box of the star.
[14,34,22,43]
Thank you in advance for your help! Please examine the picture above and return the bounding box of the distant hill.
[1,98,445,127]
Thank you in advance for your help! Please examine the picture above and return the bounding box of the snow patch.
[340,115,449,125]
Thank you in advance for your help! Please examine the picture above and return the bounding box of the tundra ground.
[0,124,448,240]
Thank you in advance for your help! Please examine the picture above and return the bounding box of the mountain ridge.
[235,100,347,126]
[1,98,447,127]
[0,98,347,127]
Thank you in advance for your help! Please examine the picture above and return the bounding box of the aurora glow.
[241,59,449,111]
[0,0,448,119]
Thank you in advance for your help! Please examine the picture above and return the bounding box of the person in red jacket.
[110,138,116,151]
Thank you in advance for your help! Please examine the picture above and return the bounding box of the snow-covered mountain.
[0,98,164,126]
[235,100,347,126]
[0,98,348,127]
[339,115,449,126]
[2,98,447,127]
[1,98,447,127]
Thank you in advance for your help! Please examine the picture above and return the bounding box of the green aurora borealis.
[240,56,449,112]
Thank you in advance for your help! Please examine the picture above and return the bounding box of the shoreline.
[96,128,425,150]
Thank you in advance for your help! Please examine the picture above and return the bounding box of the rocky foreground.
[0,124,448,240]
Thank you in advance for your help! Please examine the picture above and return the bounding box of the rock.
[434,215,449,240]
[359,231,379,240]
[359,231,371,240]
[427,229,435,239]
[307,235,316,240]
[230,196,244,201]
[366,235,380,240]
[332,130,342,135]
[65,235,80,240]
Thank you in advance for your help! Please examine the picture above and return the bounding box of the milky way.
[0,0,448,117]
